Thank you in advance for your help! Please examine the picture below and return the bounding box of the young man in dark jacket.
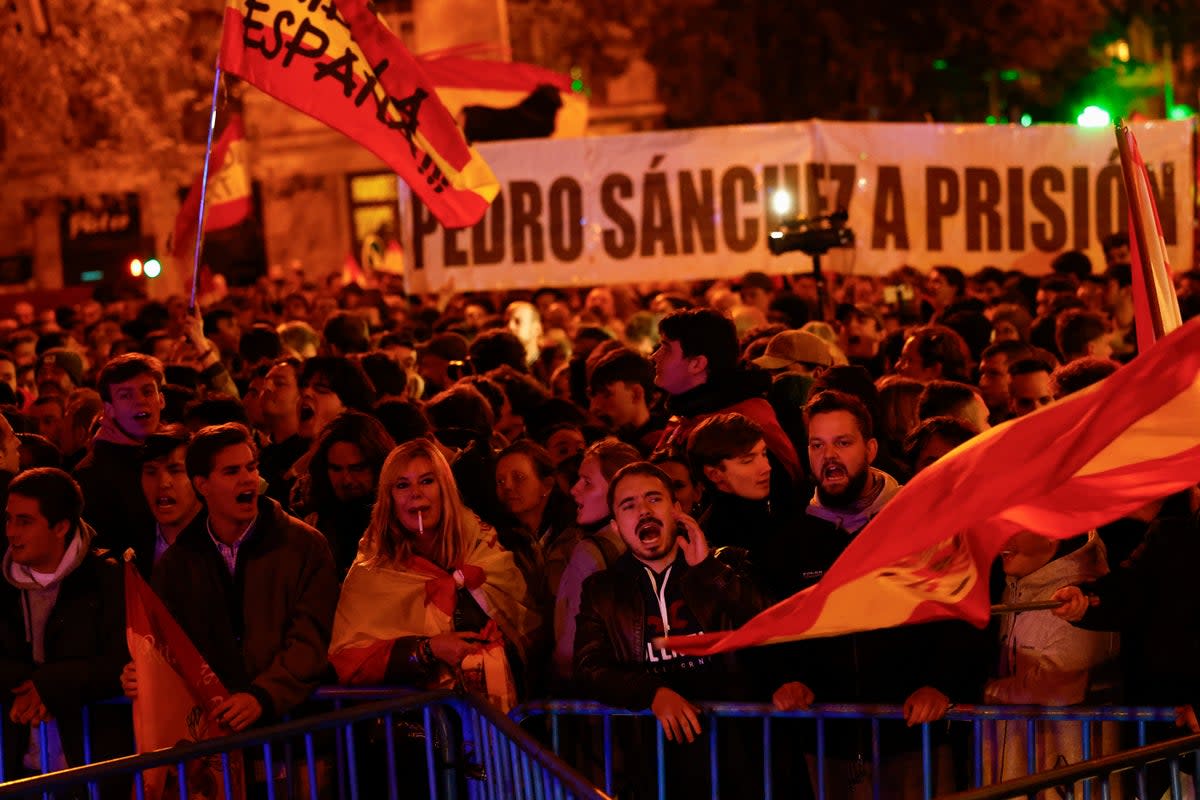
[766,390,987,798]
[74,354,165,576]
[574,461,765,797]
[0,468,131,790]
[138,423,339,730]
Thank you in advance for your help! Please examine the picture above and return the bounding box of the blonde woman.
[329,439,541,710]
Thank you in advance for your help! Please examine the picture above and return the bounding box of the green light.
[570,79,584,92]
[999,69,1019,82]
[1020,113,1032,127]
[985,115,997,125]
[1168,104,1194,120]
[143,258,161,278]
[1077,105,1111,128]
[933,59,948,71]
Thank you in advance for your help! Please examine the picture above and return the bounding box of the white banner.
[399,120,1195,291]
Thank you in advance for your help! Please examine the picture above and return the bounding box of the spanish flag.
[171,114,251,260]
[125,559,245,800]
[218,0,499,229]
[1117,123,1184,351]
[664,318,1200,656]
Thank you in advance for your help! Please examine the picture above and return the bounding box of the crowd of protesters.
[2,231,1200,797]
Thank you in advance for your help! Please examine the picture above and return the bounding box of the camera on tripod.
[768,209,855,256]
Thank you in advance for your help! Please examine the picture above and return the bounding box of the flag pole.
[190,61,224,312]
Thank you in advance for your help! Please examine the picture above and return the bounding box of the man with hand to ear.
[573,462,765,798]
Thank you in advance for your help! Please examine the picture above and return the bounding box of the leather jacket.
[572,547,764,709]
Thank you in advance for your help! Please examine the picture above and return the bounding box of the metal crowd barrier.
[510,700,1183,800]
[0,691,609,800]
[942,731,1200,800]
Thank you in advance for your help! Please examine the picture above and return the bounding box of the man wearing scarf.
[766,390,987,799]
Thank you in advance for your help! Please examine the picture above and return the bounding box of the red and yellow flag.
[664,318,1200,656]
[1116,124,1184,352]
[124,560,245,800]
[171,114,252,260]
[418,55,589,139]
[218,0,498,229]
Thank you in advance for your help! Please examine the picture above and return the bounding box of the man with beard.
[293,411,394,579]
[138,425,202,568]
[587,348,666,455]
[74,354,165,576]
[768,390,986,798]
[574,462,765,797]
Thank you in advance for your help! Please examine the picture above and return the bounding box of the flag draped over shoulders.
[665,319,1200,656]
[218,0,498,228]
[329,515,540,709]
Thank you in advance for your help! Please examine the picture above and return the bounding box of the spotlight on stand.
[768,210,855,322]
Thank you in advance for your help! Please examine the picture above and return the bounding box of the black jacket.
[152,496,339,720]
[0,548,131,778]
[74,440,156,575]
[753,508,988,756]
[1077,511,1200,708]
[573,548,765,710]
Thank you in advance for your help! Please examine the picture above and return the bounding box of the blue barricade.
[0,691,608,800]
[511,700,1182,800]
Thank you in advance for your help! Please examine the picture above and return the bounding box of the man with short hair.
[738,271,775,312]
[297,356,376,441]
[770,390,984,798]
[139,425,201,567]
[0,468,131,782]
[74,354,165,575]
[60,390,103,471]
[1007,358,1054,417]
[977,340,1033,424]
[1050,357,1120,401]
[588,348,665,455]
[652,308,802,484]
[574,461,764,796]
[1056,309,1113,363]
[1102,264,1136,359]
[146,424,338,731]
[28,396,64,452]
[916,380,990,432]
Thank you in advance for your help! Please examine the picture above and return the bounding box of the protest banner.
[399,120,1194,291]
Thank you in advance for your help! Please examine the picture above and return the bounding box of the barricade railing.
[941,731,1200,800]
[510,700,1182,800]
[0,691,609,800]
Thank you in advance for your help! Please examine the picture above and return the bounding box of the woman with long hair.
[293,411,395,578]
[494,439,576,595]
[329,439,541,710]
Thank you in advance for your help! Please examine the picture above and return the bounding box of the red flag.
[663,319,1200,656]
[341,252,366,287]
[124,559,245,800]
[217,0,498,229]
[171,115,252,260]
[418,55,589,138]
[1116,124,1184,352]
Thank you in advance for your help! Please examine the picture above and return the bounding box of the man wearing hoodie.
[0,468,130,786]
[770,390,987,798]
[74,354,164,576]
